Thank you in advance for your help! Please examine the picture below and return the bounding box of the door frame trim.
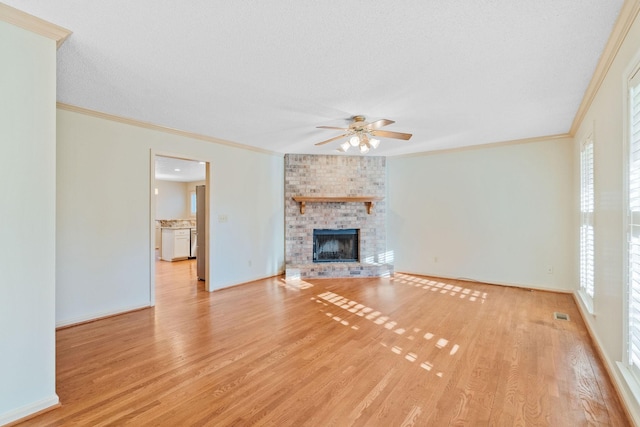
[149,150,212,305]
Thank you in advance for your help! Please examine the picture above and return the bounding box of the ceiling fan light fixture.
[314,115,412,154]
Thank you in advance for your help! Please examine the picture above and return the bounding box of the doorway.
[150,153,210,305]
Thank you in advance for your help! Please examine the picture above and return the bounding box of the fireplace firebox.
[313,229,359,263]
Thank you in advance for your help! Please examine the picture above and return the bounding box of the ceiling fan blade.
[370,130,413,140]
[316,126,349,131]
[364,119,395,130]
[314,133,349,146]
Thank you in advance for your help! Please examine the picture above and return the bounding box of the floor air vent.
[554,312,570,321]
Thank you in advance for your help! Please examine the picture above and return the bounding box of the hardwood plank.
[12,264,630,426]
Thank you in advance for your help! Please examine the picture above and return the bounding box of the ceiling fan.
[315,115,412,153]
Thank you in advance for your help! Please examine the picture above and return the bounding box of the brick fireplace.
[284,154,393,279]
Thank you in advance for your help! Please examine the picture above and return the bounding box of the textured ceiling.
[155,156,205,182]
[5,1,625,156]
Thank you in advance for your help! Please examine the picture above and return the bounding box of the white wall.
[56,108,285,326]
[388,137,575,291]
[0,20,58,425]
[155,179,189,219]
[571,5,640,423]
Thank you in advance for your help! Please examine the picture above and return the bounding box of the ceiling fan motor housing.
[349,115,367,130]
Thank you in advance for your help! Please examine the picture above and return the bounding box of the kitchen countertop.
[161,227,195,230]
[157,219,196,229]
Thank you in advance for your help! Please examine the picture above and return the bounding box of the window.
[627,64,640,381]
[190,191,197,216]
[580,132,595,303]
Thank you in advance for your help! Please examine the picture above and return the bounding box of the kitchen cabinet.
[161,228,191,261]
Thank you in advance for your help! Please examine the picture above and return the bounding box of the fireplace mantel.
[292,196,384,214]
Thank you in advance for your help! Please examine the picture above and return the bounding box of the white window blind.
[580,135,594,300]
[627,67,640,379]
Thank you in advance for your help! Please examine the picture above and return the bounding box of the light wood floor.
[16,261,630,426]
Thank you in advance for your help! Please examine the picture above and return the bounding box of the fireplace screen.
[313,229,359,263]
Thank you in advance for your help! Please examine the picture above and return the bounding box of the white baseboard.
[209,272,284,292]
[394,270,573,294]
[0,394,59,426]
[55,303,151,328]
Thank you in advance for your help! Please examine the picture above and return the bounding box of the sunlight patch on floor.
[391,273,488,303]
[315,290,458,378]
[279,277,314,290]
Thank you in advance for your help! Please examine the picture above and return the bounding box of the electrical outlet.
[218,214,228,223]
[546,265,554,274]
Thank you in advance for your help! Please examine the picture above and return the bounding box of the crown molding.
[0,3,71,49]
[57,103,281,157]
[570,0,640,135]
[390,133,571,158]
[58,101,569,160]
